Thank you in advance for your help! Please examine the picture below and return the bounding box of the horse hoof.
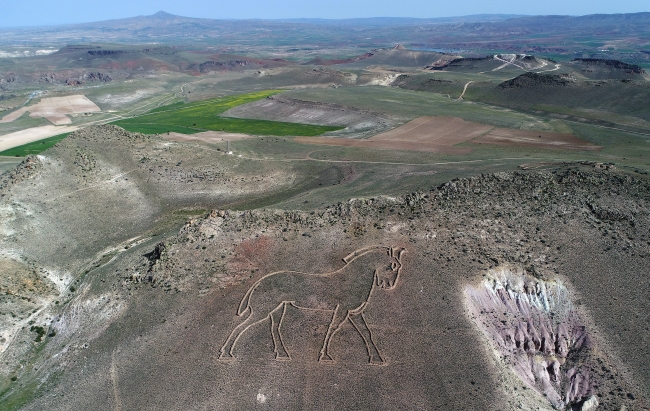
[369,356,386,365]
[318,354,334,362]
[218,352,236,361]
[275,354,291,361]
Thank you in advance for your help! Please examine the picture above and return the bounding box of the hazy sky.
[1,0,648,27]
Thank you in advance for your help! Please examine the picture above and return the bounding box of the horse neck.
[338,250,383,284]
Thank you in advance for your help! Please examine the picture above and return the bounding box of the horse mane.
[342,246,391,264]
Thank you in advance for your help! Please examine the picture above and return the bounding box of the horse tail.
[237,281,259,316]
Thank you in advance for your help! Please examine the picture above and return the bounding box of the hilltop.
[0,125,648,409]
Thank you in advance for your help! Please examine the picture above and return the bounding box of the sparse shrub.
[30,325,46,342]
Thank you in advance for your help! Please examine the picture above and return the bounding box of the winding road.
[459,81,474,100]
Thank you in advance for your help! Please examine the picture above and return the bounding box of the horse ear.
[395,247,406,260]
[343,250,357,264]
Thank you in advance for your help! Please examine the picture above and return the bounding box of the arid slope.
[0,126,648,410]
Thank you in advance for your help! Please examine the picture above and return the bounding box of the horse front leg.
[319,305,349,362]
[349,312,385,365]
[269,303,290,360]
[219,310,269,360]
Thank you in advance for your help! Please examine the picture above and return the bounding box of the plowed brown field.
[472,128,603,150]
[295,116,601,153]
[295,116,488,154]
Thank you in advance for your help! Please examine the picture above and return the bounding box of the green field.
[0,133,71,157]
[112,90,343,136]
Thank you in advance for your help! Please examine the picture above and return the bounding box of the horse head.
[375,247,406,289]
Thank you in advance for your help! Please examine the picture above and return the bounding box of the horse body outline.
[219,245,406,364]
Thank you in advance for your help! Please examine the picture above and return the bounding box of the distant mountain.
[275,14,526,26]
[1,11,649,51]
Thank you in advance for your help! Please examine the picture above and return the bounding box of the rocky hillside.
[0,126,648,410]
[569,58,646,80]
[499,72,577,88]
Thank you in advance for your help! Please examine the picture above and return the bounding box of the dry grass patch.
[163,130,256,144]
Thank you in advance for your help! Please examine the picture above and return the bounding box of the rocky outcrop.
[573,58,645,75]
[0,77,16,86]
[65,72,112,86]
[499,72,576,88]
[426,56,493,70]
[86,47,176,57]
[0,156,43,195]
[87,49,125,56]
[466,267,596,409]
[193,60,254,72]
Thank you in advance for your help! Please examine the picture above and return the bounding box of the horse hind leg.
[269,303,290,360]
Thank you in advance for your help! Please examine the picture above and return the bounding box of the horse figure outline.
[219,245,406,364]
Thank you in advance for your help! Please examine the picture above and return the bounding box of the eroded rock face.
[465,266,596,409]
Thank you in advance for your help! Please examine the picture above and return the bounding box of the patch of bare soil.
[0,125,78,152]
[295,116,487,154]
[371,116,490,144]
[466,266,599,409]
[297,116,600,153]
[0,95,100,125]
[473,128,602,150]
[293,135,471,153]
[0,258,58,355]
[163,130,255,144]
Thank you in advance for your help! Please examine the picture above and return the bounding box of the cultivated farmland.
[112,90,344,136]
